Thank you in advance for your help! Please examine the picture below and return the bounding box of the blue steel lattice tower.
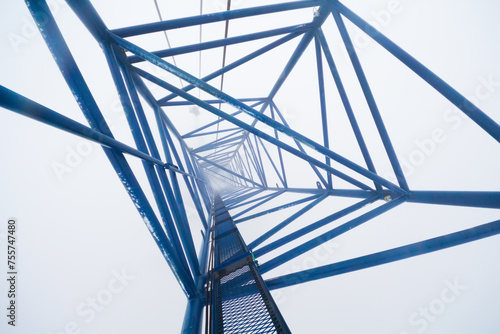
[1,0,499,333]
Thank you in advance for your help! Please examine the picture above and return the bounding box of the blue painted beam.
[234,152,250,184]
[202,142,242,159]
[246,137,267,187]
[407,191,500,209]
[253,196,377,257]
[266,5,332,101]
[130,67,375,191]
[131,56,211,237]
[223,188,255,204]
[194,123,246,147]
[266,218,500,290]
[123,59,205,272]
[133,86,227,215]
[64,0,109,43]
[183,128,242,139]
[181,297,204,334]
[179,134,214,213]
[193,135,244,153]
[255,136,286,187]
[332,10,410,192]
[128,24,313,63]
[226,103,271,163]
[205,168,240,186]
[111,0,325,37]
[271,101,328,188]
[195,154,264,188]
[334,1,500,143]
[242,144,261,185]
[237,150,254,183]
[0,86,162,167]
[253,134,270,188]
[162,98,264,106]
[223,188,254,205]
[316,28,381,192]
[226,3,333,165]
[263,187,374,198]
[172,100,262,141]
[269,105,288,188]
[181,202,214,333]
[232,191,286,220]
[226,191,274,210]
[234,194,322,224]
[157,31,303,105]
[103,44,201,278]
[25,0,197,298]
[248,194,328,249]
[225,189,266,209]
[128,46,209,232]
[259,197,405,273]
[314,33,332,189]
[180,108,246,140]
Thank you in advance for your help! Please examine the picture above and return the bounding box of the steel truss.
[1,0,499,333]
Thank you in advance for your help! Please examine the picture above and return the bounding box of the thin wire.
[214,0,232,154]
[199,0,204,87]
[153,0,184,88]
[219,0,231,102]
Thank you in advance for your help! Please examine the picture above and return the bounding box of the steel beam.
[259,197,405,273]
[111,0,325,37]
[334,1,500,143]
[266,218,500,290]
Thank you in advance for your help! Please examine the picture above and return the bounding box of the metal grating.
[215,220,236,238]
[216,232,246,266]
[214,263,287,334]
[210,196,291,334]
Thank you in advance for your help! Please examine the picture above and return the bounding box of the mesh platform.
[210,196,290,334]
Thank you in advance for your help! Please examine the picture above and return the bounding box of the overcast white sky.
[1,0,499,333]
